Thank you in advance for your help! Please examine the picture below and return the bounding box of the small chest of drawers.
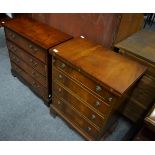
[115,30,155,123]
[4,17,72,103]
[50,38,146,140]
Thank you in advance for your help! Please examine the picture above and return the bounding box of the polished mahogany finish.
[51,38,146,95]
[4,17,72,49]
[115,30,155,123]
[11,62,48,101]
[7,40,47,76]
[4,17,72,103]
[50,38,146,140]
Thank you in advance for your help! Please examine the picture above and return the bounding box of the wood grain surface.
[3,17,72,49]
[50,38,147,95]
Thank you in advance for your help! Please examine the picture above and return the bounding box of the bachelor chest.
[4,17,72,104]
[50,38,146,140]
[115,30,155,123]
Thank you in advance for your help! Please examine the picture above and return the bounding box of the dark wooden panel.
[122,75,155,122]
[31,13,143,48]
[134,126,155,141]
[31,13,119,48]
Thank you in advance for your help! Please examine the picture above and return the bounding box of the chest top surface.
[3,17,72,49]
[50,38,146,95]
[115,30,155,64]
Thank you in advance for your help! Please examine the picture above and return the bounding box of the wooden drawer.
[52,68,110,116]
[7,40,47,76]
[130,75,155,107]
[5,28,46,63]
[122,74,155,122]
[53,82,107,129]
[122,98,149,122]
[53,58,117,104]
[9,52,47,87]
[11,62,48,100]
[52,94,101,140]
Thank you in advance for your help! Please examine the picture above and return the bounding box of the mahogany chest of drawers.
[4,17,72,103]
[115,30,155,123]
[50,38,146,140]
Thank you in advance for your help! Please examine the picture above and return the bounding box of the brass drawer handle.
[61,63,66,69]
[32,81,39,88]
[12,34,15,39]
[58,74,62,79]
[12,56,16,60]
[95,101,101,107]
[14,47,17,52]
[29,44,38,53]
[87,127,92,132]
[36,84,40,88]
[32,71,38,77]
[16,59,20,63]
[34,48,38,52]
[108,97,113,102]
[91,114,96,120]
[32,81,36,86]
[29,44,33,49]
[30,59,38,67]
[57,100,61,105]
[9,33,16,39]
[96,85,102,92]
[33,62,38,67]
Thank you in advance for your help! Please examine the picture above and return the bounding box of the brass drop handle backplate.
[96,85,102,92]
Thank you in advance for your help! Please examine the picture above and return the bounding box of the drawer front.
[53,68,110,115]
[10,52,47,87]
[53,82,106,128]
[130,75,155,107]
[52,94,101,140]
[11,62,48,100]
[53,58,116,104]
[122,74,155,122]
[5,28,46,63]
[122,98,149,123]
[7,40,47,76]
